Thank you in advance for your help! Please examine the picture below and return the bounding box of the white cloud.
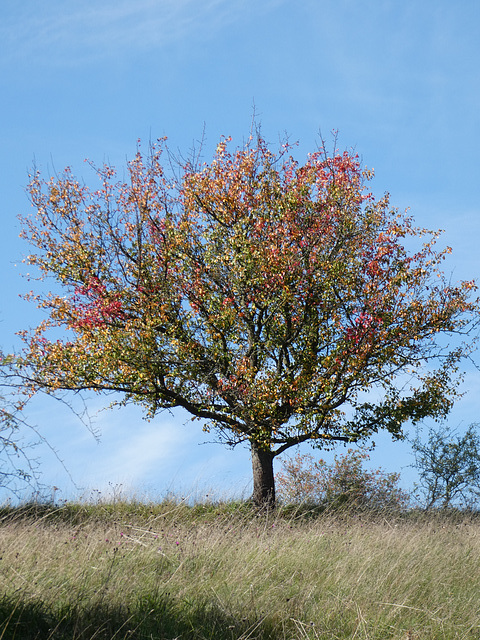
[1,0,286,67]
[92,418,189,483]
[18,393,251,500]
[90,410,252,499]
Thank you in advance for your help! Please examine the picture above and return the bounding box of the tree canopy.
[18,132,478,505]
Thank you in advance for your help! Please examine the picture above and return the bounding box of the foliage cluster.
[275,449,409,510]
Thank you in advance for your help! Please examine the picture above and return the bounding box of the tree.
[276,449,409,510]
[411,424,480,509]
[0,352,41,496]
[17,132,478,507]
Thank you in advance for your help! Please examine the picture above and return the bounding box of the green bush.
[411,423,480,509]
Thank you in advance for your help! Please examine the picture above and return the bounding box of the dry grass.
[0,501,479,639]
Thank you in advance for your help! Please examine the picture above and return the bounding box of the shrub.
[276,448,409,510]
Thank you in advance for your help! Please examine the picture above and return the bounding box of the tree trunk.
[251,441,275,508]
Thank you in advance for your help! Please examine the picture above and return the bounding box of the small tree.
[276,449,409,509]
[17,131,478,506]
[0,352,41,496]
[411,424,480,509]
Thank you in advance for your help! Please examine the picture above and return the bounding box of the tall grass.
[1,500,479,639]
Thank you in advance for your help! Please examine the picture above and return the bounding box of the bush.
[276,448,409,510]
[410,423,480,510]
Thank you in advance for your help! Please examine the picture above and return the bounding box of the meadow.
[0,500,479,640]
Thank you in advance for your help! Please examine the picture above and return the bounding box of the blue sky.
[1,0,480,502]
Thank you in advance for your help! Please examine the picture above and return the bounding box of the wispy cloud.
[85,419,185,488]
[60,410,250,499]
[2,0,285,67]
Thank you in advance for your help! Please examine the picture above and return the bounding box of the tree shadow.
[0,592,281,640]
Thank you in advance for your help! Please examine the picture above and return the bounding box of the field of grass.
[0,500,479,640]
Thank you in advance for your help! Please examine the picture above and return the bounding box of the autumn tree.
[18,133,478,506]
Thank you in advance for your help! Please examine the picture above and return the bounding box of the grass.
[0,499,479,639]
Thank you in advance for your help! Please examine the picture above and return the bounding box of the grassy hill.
[0,500,479,639]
